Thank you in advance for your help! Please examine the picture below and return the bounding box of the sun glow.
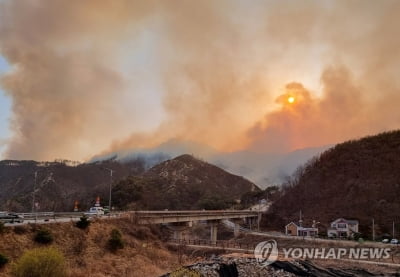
[288,96,295,103]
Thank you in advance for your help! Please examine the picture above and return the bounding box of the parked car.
[391,239,399,244]
[103,206,110,214]
[382,239,390,243]
[84,206,104,216]
[0,212,24,223]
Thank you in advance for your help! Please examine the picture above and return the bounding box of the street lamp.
[393,221,395,239]
[103,168,114,215]
[31,171,38,211]
[31,171,38,221]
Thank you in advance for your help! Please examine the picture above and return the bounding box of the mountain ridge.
[112,154,259,210]
[90,139,330,188]
[267,130,400,238]
[0,154,258,212]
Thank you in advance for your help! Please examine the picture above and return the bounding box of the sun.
[287,96,295,104]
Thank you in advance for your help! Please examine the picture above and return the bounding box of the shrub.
[34,229,53,244]
[353,232,363,241]
[0,253,8,268]
[107,229,124,252]
[11,247,66,277]
[75,216,90,229]
[133,226,153,240]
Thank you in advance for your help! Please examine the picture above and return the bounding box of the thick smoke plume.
[248,67,369,152]
[0,0,399,161]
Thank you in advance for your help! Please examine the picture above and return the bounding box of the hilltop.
[145,154,259,200]
[92,139,329,188]
[0,155,259,212]
[0,159,146,212]
[267,130,400,237]
[113,154,260,210]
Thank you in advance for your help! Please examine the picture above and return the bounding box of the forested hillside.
[268,130,400,238]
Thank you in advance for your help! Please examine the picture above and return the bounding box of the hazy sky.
[0,0,399,161]
[0,55,11,156]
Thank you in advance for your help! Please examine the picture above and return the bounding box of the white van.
[84,206,105,216]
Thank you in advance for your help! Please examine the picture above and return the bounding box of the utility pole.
[372,218,375,241]
[257,199,261,231]
[104,168,114,216]
[31,171,38,221]
[299,210,303,227]
[393,221,395,239]
[31,171,37,212]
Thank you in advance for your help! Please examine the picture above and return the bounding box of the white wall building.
[328,218,359,238]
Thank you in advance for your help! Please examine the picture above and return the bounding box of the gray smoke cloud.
[0,0,399,162]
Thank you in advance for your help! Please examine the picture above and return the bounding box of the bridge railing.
[133,210,258,214]
[169,238,258,250]
[131,210,258,218]
[12,210,257,223]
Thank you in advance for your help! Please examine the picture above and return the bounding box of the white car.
[382,239,389,243]
[84,206,105,216]
[391,239,399,244]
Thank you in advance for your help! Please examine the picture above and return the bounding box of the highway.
[3,212,124,226]
[4,217,79,226]
[2,210,259,226]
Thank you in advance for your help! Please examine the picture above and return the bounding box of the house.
[285,222,318,237]
[327,218,359,238]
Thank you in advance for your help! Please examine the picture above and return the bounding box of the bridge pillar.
[173,229,184,240]
[208,220,219,245]
[246,217,256,230]
[167,222,191,241]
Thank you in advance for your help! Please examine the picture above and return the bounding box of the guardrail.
[15,210,256,216]
[131,210,258,218]
[133,210,257,214]
[131,210,258,224]
[15,211,129,220]
[10,210,257,223]
[17,212,56,217]
[16,212,84,219]
[132,210,258,217]
[169,238,258,250]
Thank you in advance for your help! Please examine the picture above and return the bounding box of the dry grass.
[0,219,190,277]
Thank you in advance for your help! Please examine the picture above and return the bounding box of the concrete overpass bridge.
[129,210,260,244]
[10,210,260,245]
